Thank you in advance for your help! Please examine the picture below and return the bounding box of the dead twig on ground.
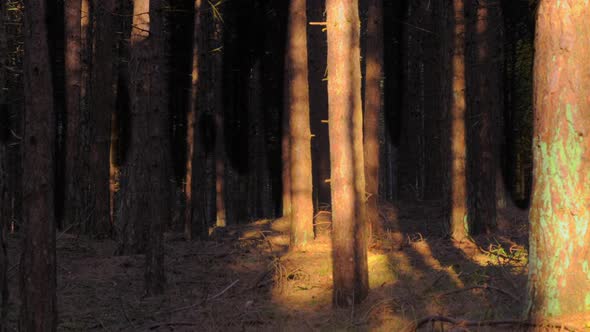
[161,279,240,314]
[402,315,580,332]
[148,321,199,329]
[436,285,521,303]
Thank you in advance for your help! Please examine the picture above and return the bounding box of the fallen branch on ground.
[160,279,240,314]
[401,315,580,332]
[436,285,520,303]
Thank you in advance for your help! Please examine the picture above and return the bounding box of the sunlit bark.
[526,0,590,322]
[363,0,384,242]
[286,0,314,249]
[20,0,57,329]
[450,0,468,241]
[327,0,369,307]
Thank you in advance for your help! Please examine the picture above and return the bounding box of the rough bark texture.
[87,0,116,236]
[118,2,171,298]
[526,0,590,322]
[185,0,202,239]
[0,0,8,326]
[449,0,469,241]
[326,0,369,307]
[286,0,314,249]
[465,0,503,234]
[20,0,58,329]
[363,0,383,241]
[64,0,82,230]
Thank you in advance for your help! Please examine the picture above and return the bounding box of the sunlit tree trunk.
[285,0,314,249]
[20,0,57,329]
[87,0,116,236]
[363,0,384,242]
[0,0,8,326]
[526,0,590,323]
[449,0,469,241]
[282,109,291,218]
[185,0,202,239]
[327,0,369,307]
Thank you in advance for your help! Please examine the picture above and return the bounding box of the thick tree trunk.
[526,0,590,322]
[87,0,116,236]
[285,0,314,249]
[20,0,57,329]
[326,0,369,307]
[363,0,384,241]
[449,0,469,241]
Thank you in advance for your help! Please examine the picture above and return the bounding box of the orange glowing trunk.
[326,0,369,307]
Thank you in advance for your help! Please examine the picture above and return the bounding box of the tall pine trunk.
[87,0,116,236]
[326,0,369,307]
[0,0,8,326]
[20,0,57,329]
[449,0,469,241]
[526,0,590,322]
[286,0,314,249]
[363,0,384,241]
[64,0,82,230]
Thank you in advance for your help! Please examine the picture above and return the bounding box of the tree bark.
[449,0,469,241]
[363,0,384,242]
[327,0,369,307]
[465,0,503,234]
[0,0,9,327]
[87,0,116,236]
[20,0,57,329]
[526,0,590,322]
[285,0,314,249]
[64,0,82,230]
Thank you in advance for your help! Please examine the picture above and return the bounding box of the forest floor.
[4,200,575,331]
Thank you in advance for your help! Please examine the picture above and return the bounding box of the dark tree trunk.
[363,0,384,241]
[465,0,503,234]
[326,0,369,307]
[527,0,590,322]
[86,0,116,236]
[20,0,57,329]
[0,0,8,326]
[285,0,314,249]
[64,0,83,230]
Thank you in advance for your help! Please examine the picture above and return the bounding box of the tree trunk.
[449,0,469,241]
[363,0,384,242]
[64,0,82,230]
[0,0,8,326]
[465,0,503,234]
[326,0,369,307]
[87,0,116,236]
[526,0,590,322]
[185,0,202,239]
[282,104,291,218]
[20,0,57,329]
[285,0,314,249]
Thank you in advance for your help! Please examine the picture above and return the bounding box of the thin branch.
[436,285,521,303]
[402,315,580,332]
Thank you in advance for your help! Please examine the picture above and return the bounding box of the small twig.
[402,315,580,332]
[436,285,521,303]
[148,322,199,330]
[162,279,239,314]
[259,231,273,255]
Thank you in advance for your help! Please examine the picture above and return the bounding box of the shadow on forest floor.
[3,200,538,331]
